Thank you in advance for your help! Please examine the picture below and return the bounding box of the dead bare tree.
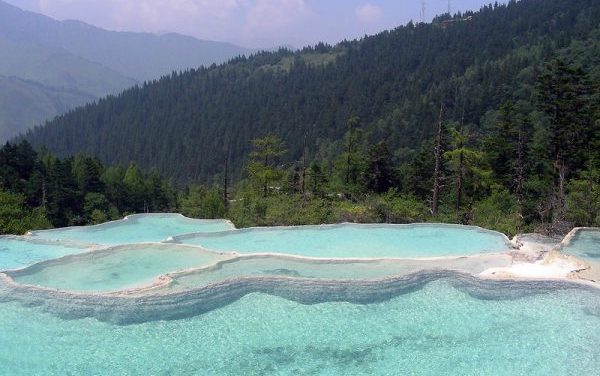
[431,103,444,216]
[223,143,230,211]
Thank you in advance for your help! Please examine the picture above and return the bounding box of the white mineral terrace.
[479,252,589,281]
[0,218,599,324]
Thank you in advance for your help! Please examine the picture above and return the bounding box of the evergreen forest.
[3,0,598,236]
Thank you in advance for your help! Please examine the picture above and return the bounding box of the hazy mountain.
[0,34,136,97]
[0,75,95,141]
[0,0,252,140]
[0,1,253,82]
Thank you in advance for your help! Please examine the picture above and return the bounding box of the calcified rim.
[125,251,519,295]
[0,234,93,249]
[3,242,596,299]
[1,269,599,326]
[169,222,515,257]
[26,213,236,241]
[2,253,597,300]
[3,241,515,295]
[511,233,563,245]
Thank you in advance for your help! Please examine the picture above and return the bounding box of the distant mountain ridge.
[0,0,252,140]
[0,75,95,141]
[0,33,136,97]
[0,2,254,82]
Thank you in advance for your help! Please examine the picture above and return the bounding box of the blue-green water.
[175,224,512,258]
[564,229,600,260]
[0,237,88,270]
[0,281,598,375]
[29,214,233,246]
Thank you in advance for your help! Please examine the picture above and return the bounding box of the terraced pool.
[0,215,598,375]
[173,224,512,258]
[29,213,234,246]
[0,237,90,270]
[563,228,600,260]
[11,244,232,292]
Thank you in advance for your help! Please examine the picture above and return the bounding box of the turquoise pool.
[174,224,512,258]
[0,280,598,375]
[563,229,600,260]
[12,244,231,292]
[0,237,89,271]
[29,213,234,246]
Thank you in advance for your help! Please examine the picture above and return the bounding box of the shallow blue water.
[0,281,598,375]
[0,237,88,271]
[29,214,234,246]
[563,229,600,260]
[175,224,512,258]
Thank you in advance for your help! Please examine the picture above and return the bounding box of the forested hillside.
[26,0,599,184]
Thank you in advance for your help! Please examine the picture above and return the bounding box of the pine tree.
[247,134,287,197]
[363,141,397,194]
[123,162,146,212]
[445,126,488,213]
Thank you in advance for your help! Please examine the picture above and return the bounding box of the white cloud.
[109,0,243,32]
[31,0,312,46]
[355,3,383,24]
[34,0,245,40]
[244,0,310,36]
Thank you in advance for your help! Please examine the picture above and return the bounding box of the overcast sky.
[6,0,504,48]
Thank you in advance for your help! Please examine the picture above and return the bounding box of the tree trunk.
[301,133,307,199]
[432,103,444,216]
[263,155,268,197]
[514,125,525,208]
[457,150,463,210]
[552,158,567,232]
[345,140,352,186]
[42,180,47,209]
[223,147,229,211]
[587,165,594,226]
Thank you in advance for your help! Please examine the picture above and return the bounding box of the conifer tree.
[247,134,287,197]
[363,141,397,194]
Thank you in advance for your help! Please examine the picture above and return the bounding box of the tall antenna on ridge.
[420,1,426,23]
[447,0,452,15]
